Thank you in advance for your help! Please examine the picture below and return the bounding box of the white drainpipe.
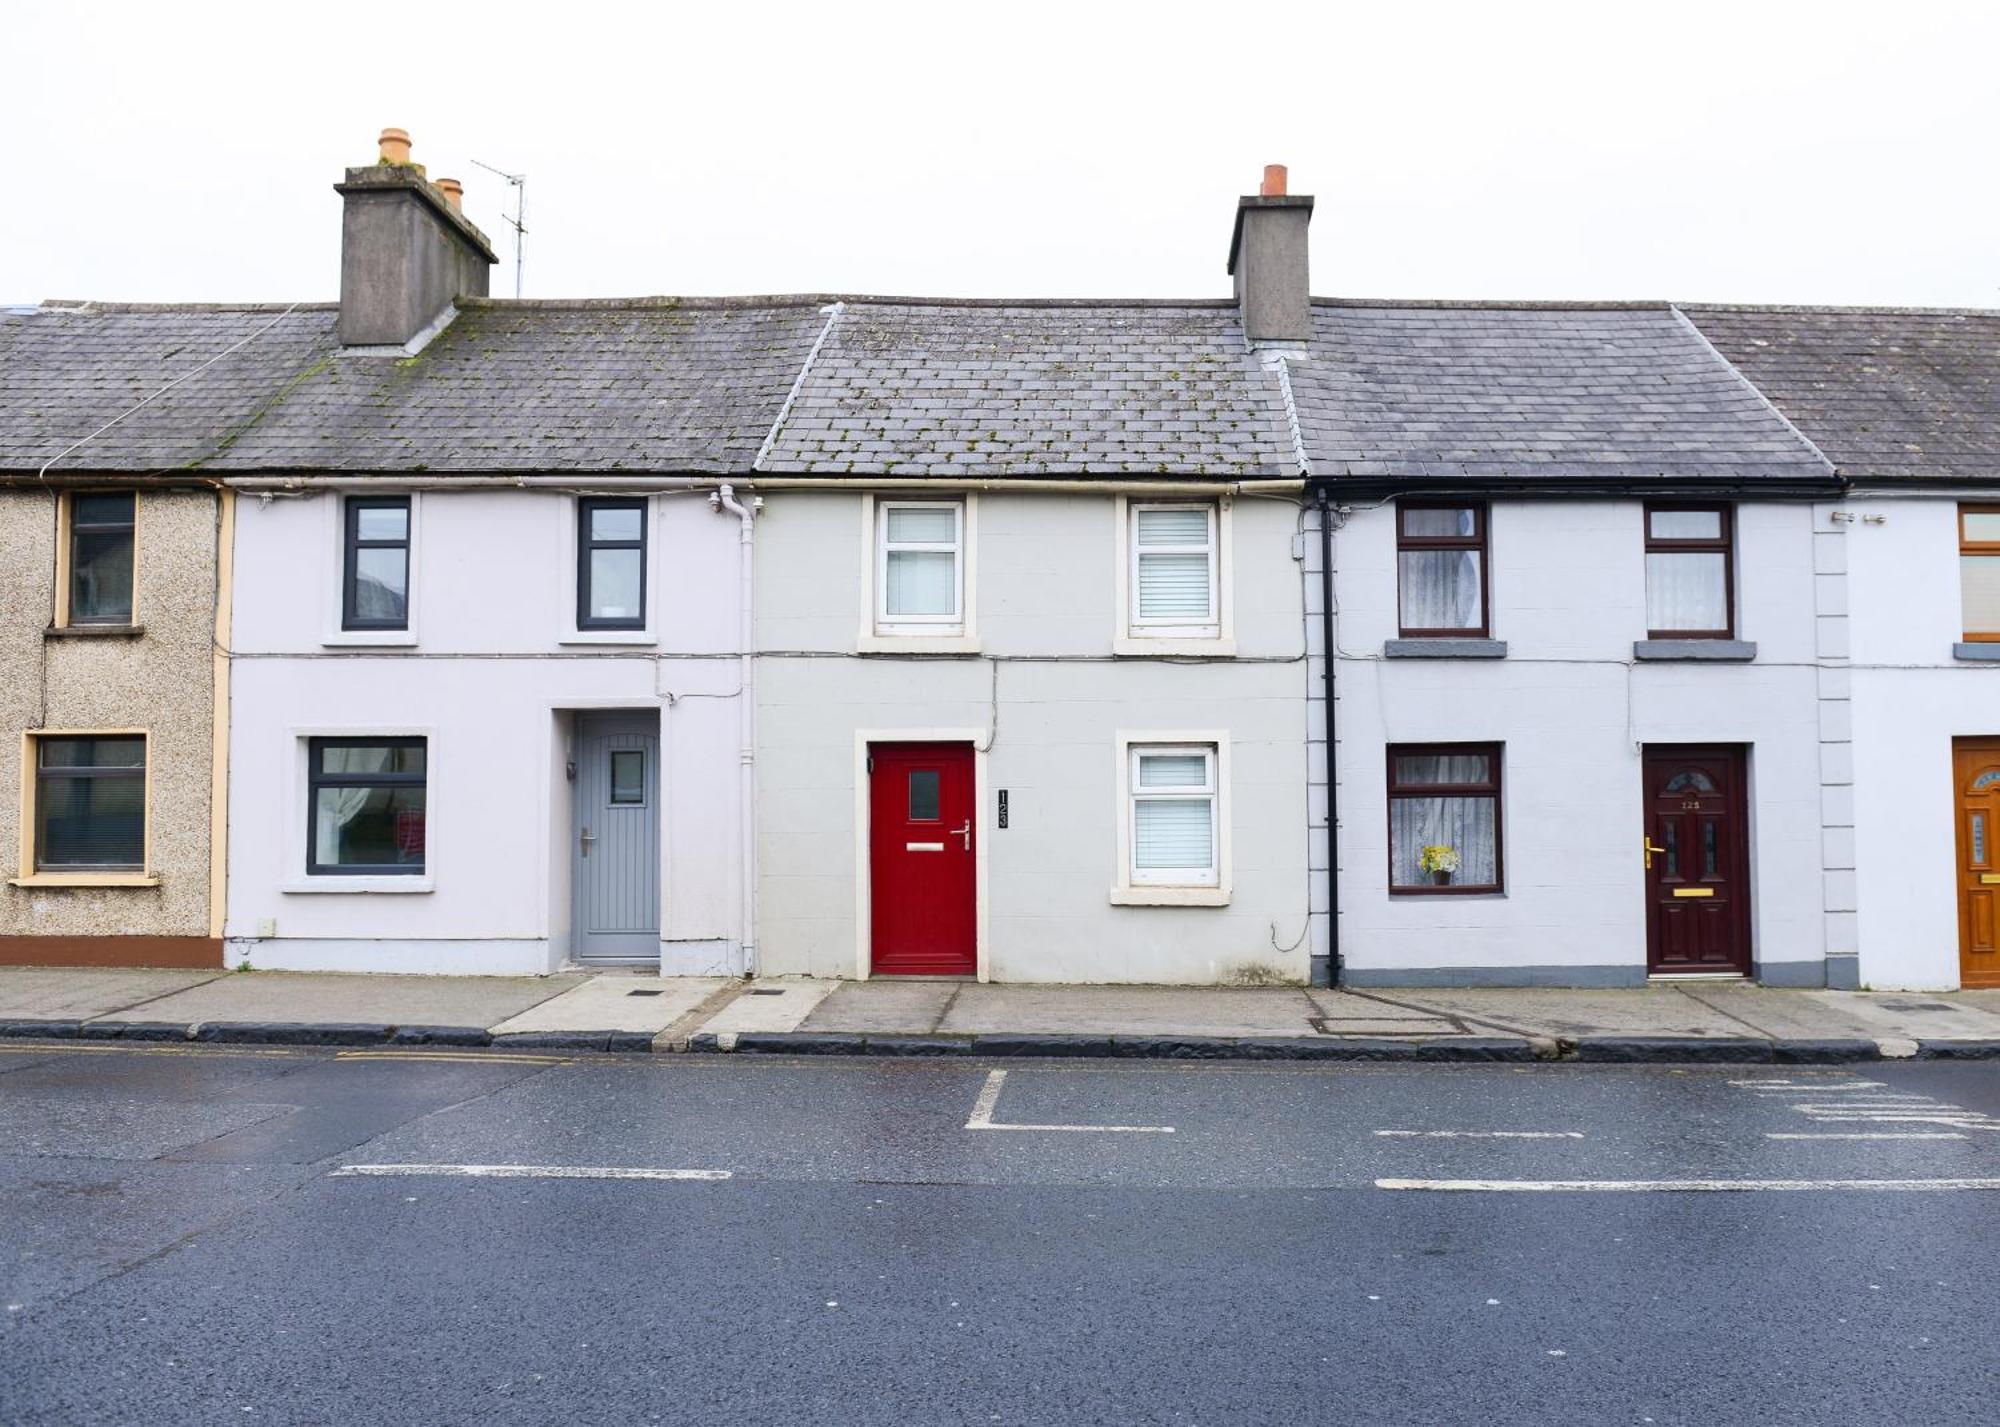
[711,484,760,976]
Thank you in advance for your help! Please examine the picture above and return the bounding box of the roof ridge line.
[1670,305,1837,475]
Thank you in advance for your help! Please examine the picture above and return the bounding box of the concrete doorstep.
[1,969,1997,1063]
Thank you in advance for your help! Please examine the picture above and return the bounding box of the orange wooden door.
[1955,740,2000,988]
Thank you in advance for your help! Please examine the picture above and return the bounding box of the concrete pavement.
[2,966,1998,1060]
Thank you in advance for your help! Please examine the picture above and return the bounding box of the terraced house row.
[3,136,1996,991]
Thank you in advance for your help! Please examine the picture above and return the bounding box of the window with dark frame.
[1644,504,1734,639]
[67,492,136,625]
[578,498,647,630]
[1396,502,1488,637]
[1959,505,2000,641]
[342,496,411,631]
[1386,744,1502,894]
[306,737,427,876]
[34,735,146,871]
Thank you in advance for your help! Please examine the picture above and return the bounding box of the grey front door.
[572,712,661,964]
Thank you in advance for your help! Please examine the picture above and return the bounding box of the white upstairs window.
[877,500,964,635]
[1129,503,1219,638]
[1128,744,1219,887]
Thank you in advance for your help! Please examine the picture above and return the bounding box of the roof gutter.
[214,475,1308,496]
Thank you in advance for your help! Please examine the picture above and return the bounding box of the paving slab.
[800,980,963,1033]
[488,976,728,1036]
[937,984,1321,1038]
[1358,987,1750,1039]
[1795,990,2000,1042]
[1305,988,1461,1035]
[90,971,584,1031]
[0,968,223,1021]
[695,979,839,1036]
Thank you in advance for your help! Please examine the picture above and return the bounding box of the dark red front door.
[869,742,976,976]
[1642,746,1752,976]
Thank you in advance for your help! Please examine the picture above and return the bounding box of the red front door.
[1642,746,1752,976]
[869,742,976,976]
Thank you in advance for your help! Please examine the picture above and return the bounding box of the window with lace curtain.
[1387,744,1502,894]
[1644,505,1734,638]
[1396,503,1487,637]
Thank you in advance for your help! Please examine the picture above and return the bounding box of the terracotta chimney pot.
[435,177,464,213]
[378,127,413,166]
[1260,163,1288,198]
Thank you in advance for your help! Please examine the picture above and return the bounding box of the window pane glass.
[588,548,644,620]
[1962,512,2000,543]
[355,504,408,541]
[610,750,644,805]
[1962,555,2000,634]
[1392,752,1490,787]
[1136,507,1210,545]
[1398,550,1482,630]
[37,770,144,868]
[1646,552,1728,630]
[317,742,424,777]
[907,769,940,821]
[1137,753,1208,789]
[886,506,957,544]
[1390,795,1498,887]
[71,528,134,622]
[885,549,956,616]
[1136,552,1212,620]
[1401,506,1475,539]
[352,546,408,623]
[313,786,426,869]
[1649,510,1722,540]
[72,493,134,528]
[1134,797,1213,871]
[40,736,144,769]
[589,505,643,542]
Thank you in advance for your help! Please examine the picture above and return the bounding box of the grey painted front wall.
[754,490,1312,984]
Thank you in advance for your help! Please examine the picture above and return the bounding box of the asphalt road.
[2,1043,1995,1426]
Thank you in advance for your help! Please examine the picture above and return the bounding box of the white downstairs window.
[876,500,964,636]
[1129,502,1219,639]
[1128,744,1220,887]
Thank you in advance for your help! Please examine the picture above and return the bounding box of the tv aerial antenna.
[469,157,527,298]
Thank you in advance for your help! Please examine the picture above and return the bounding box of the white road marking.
[332,1163,731,1181]
[1374,1130,1585,1139]
[964,1069,1175,1134]
[1766,1133,1969,1141]
[1376,1178,2000,1192]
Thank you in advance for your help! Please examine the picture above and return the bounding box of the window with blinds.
[33,734,146,872]
[877,500,964,633]
[1129,744,1219,886]
[1129,503,1219,637]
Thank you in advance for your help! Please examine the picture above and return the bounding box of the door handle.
[951,820,972,852]
[1643,838,1665,870]
[580,827,596,858]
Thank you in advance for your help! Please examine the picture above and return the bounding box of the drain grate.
[749,988,785,997]
[626,988,665,997]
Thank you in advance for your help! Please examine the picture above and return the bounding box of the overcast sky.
[6,1,1995,309]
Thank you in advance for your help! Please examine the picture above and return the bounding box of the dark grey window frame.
[306,736,428,877]
[34,734,146,872]
[342,495,411,631]
[577,497,648,631]
[67,491,136,626]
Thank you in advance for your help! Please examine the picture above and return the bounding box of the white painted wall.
[224,488,744,975]
[1845,494,2000,989]
[1328,498,1827,985]
[755,490,1313,984]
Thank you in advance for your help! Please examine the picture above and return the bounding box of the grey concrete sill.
[1383,638,1508,659]
[1632,639,1756,662]
[44,623,144,640]
[1952,642,2000,662]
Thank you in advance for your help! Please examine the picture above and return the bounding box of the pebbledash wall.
[754,488,1313,983]
[0,486,223,966]
[1329,498,1831,987]
[223,485,746,975]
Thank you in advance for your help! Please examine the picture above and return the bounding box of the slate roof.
[757,301,1297,477]
[1684,305,2000,482]
[1290,302,1833,482]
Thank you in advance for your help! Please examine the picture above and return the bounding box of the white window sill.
[1114,636,1236,658]
[281,877,434,894]
[559,631,657,647]
[858,633,981,655]
[1110,885,1231,908]
[322,631,418,648]
[9,873,159,889]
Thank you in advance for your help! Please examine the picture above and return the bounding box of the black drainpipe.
[1314,485,1340,988]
